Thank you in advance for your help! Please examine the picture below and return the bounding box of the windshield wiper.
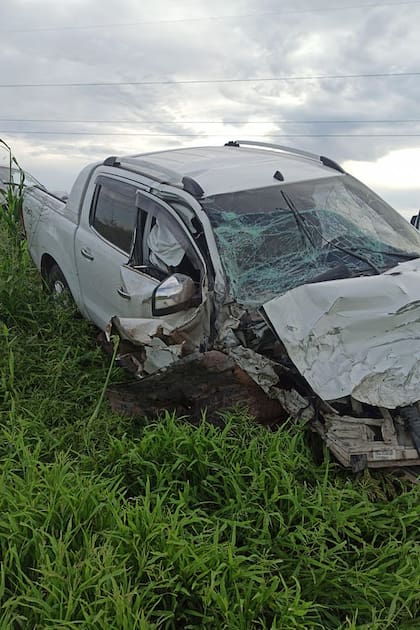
[280,190,381,275]
[307,263,352,284]
[280,190,317,248]
[358,248,419,261]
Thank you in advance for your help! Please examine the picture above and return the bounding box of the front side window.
[133,193,202,283]
[91,177,137,253]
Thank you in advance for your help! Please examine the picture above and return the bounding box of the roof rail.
[228,140,319,160]
[102,155,205,197]
[103,155,184,184]
[118,157,184,184]
[226,140,345,173]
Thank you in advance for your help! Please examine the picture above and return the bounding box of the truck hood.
[262,258,420,409]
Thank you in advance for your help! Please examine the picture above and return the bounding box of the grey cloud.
[1,0,420,208]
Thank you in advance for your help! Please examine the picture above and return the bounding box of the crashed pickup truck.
[22,140,420,471]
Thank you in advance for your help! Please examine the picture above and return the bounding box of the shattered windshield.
[201,175,420,305]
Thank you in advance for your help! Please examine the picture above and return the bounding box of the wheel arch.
[40,253,58,281]
[40,253,87,320]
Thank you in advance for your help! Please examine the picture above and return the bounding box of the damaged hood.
[263,258,420,409]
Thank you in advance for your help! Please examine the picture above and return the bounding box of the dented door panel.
[119,265,159,319]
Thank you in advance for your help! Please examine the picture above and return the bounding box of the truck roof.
[121,143,344,196]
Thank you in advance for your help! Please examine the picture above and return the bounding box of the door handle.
[117,287,131,300]
[81,247,94,261]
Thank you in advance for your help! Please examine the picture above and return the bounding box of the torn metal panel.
[272,388,314,424]
[119,266,157,319]
[111,316,176,345]
[109,290,212,377]
[263,258,420,409]
[119,266,210,339]
[143,337,184,373]
[228,346,279,392]
[109,316,184,376]
[227,345,314,423]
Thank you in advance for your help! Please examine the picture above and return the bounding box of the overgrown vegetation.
[0,145,419,628]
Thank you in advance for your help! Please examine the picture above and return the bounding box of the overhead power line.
[1,118,420,124]
[0,71,419,89]
[2,130,420,137]
[1,1,419,32]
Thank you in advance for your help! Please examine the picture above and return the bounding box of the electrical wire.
[1,0,420,32]
[0,71,420,88]
[2,118,420,124]
[3,131,420,137]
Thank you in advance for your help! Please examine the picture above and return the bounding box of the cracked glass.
[202,174,420,306]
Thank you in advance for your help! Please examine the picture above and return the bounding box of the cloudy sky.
[1,0,420,217]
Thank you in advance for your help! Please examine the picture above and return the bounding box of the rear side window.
[91,177,137,253]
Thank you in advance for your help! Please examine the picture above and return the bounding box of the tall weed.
[0,138,25,249]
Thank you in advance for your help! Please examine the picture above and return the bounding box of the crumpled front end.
[263,259,420,409]
[262,259,420,470]
[104,259,420,472]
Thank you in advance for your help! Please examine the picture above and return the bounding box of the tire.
[46,263,72,304]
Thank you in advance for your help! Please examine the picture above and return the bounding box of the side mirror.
[411,212,420,229]
[152,273,197,316]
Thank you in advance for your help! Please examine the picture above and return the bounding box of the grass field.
[0,167,420,628]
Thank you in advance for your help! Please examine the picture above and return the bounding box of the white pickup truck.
[23,156,208,334]
[22,141,420,470]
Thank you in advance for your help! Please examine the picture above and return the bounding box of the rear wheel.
[46,263,73,306]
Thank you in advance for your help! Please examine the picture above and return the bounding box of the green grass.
[0,157,420,628]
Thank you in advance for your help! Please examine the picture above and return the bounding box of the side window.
[134,193,202,283]
[91,177,137,253]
